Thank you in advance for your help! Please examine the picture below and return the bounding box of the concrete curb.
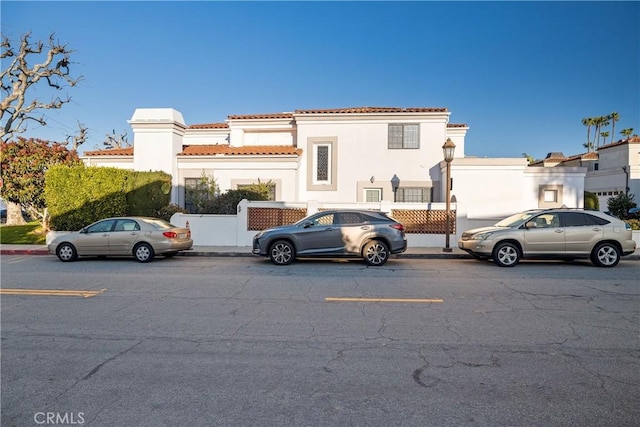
[2,246,638,260]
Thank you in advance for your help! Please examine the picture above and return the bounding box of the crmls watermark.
[33,412,85,425]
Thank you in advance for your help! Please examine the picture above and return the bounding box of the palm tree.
[594,116,610,148]
[609,112,619,143]
[582,117,595,151]
[620,128,634,140]
[600,131,609,143]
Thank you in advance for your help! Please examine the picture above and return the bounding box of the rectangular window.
[388,124,419,149]
[544,189,558,203]
[185,178,207,213]
[397,187,429,203]
[316,145,329,182]
[364,188,382,202]
[307,137,337,191]
[313,144,331,184]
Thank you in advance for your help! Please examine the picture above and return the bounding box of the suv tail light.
[390,224,404,231]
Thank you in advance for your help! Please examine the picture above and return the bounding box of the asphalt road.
[1,255,639,426]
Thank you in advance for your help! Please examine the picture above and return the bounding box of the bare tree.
[66,120,88,150]
[0,32,83,142]
[103,129,131,149]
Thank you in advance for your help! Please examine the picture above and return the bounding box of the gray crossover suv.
[252,210,407,266]
[459,209,636,267]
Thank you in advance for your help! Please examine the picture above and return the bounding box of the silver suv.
[252,210,407,266]
[458,209,636,267]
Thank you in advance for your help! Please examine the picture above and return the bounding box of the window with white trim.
[397,187,430,203]
[364,188,382,202]
[313,143,332,184]
[388,124,419,149]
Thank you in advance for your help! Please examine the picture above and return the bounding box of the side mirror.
[79,227,88,234]
[302,221,314,229]
[525,221,536,229]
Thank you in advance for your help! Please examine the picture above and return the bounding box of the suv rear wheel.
[591,242,620,267]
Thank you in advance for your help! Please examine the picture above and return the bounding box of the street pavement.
[0,244,474,259]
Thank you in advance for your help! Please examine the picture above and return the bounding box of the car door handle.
[554,229,564,233]
[360,226,370,230]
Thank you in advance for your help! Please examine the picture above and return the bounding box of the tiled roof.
[83,147,134,156]
[228,113,294,120]
[597,136,640,150]
[178,145,302,156]
[188,123,229,129]
[294,106,448,114]
[227,107,449,119]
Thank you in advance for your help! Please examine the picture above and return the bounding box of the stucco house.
[82,106,587,219]
[530,137,640,210]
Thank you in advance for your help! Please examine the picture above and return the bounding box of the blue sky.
[2,1,639,160]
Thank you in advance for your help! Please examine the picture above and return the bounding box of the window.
[538,185,563,208]
[114,219,140,232]
[185,176,216,213]
[307,137,337,191]
[544,189,558,203]
[364,188,382,202]
[388,124,419,149]
[312,213,334,226]
[397,187,429,203]
[315,145,330,182]
[336,212,365,225]
[87,220,116,233]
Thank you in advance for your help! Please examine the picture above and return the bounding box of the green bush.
[205,189,269,214]
[157,204,188,222]
[607,192,637,219]
[45,165,172,230]
[625,219,640,230]
[584,191,599,210]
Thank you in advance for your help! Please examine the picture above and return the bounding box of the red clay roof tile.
[294,106,448,114]
[178,145,302,156]
[188,123,229,129]
[83,147,134,156]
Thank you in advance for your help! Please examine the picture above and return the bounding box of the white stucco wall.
[295,113,460,203]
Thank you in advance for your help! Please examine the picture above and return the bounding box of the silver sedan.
[48,217,193,263]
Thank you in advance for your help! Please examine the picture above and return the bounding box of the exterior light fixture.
[442,138,456,252]
[391,174,400,203]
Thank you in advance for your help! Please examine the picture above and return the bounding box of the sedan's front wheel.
[134,243,155,263]
[269,240,294,265]
[363,240,389,266]
[56,243,77,262]
[492,242,520,267]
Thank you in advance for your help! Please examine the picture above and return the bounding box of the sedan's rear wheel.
[591,243,620,268]
[134,243,155,263]
[269,240,294,265]
[363,240,389,266]
[492,242,520,267]
[56,243,77,262]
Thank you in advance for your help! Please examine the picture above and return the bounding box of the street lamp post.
[391,174,400,203]
[442,138,456,252]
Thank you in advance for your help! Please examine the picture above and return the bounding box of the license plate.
[179,233,186,238]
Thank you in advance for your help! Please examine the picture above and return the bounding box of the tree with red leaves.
[0,137,82,227]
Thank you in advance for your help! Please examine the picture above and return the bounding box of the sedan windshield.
[494,211,539,228]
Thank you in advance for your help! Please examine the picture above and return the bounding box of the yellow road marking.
[325,297,443,303]
[0,288,106,298]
